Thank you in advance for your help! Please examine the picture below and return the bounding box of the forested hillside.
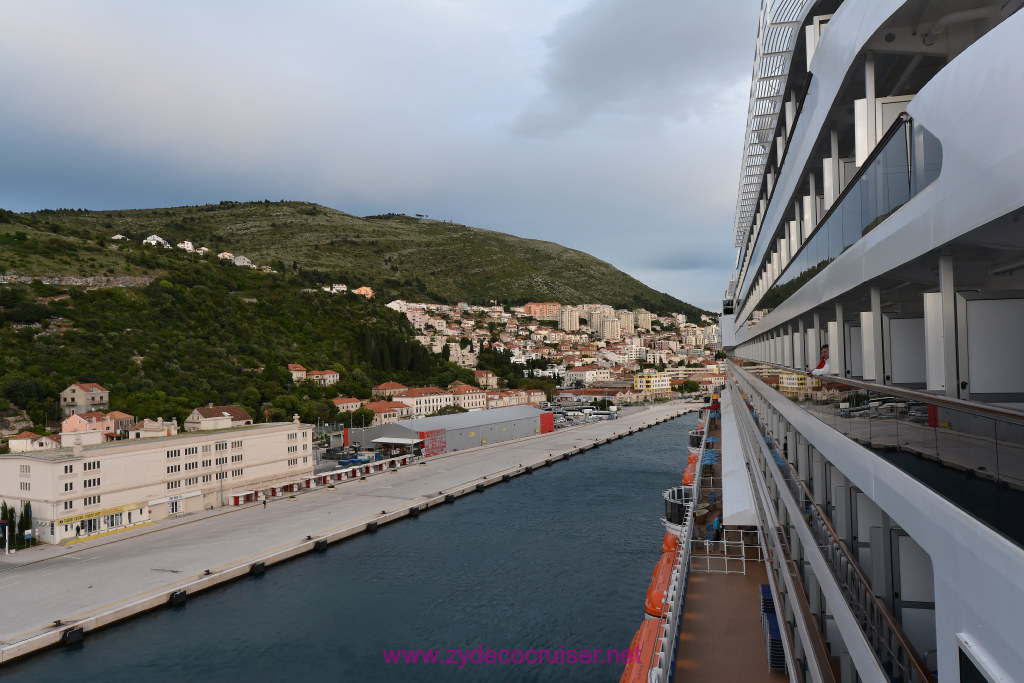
[0,259,475,430]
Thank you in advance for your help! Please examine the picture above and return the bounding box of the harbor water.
[3,413,696,683]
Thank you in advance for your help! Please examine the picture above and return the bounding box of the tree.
[350,407,375,430]
[429,404,468,417]
[682,380,700,393]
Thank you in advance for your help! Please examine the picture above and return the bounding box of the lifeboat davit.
[619,618,661,683]
[644,551,675,618]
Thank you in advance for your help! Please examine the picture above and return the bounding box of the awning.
[230,490,256,497]
[371,437,424,445]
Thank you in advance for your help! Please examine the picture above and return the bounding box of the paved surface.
[0,401,696,652]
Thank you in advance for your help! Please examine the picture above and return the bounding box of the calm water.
[4,414,695,683]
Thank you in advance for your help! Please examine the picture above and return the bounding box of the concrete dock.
[0,401,695,664]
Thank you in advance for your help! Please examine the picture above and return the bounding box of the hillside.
[0,202,709,317]
[0,259,477,430]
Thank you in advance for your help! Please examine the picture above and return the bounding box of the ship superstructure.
[720,1,1024,681]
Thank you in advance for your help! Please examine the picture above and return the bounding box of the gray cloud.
[511,0,755,136]
[0,0,759,312]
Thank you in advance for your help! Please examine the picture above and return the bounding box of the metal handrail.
[774,526,837,683]
[741,372,935,682]
[733,394,808,682]
[731,356,1024,426]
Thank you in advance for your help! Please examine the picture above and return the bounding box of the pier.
[0,401,694,664]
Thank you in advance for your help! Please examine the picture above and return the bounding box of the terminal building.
[0,419,314,544]
[334,405,554,457]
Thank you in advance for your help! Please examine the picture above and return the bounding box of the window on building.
[231,469,243,477]
[288,458,298,466]
[84,478,101,488]
[64,464,73,474]
[167,464,181,474]
[185,477,198,486]
[20,482,30,491]
[63,501,73,510]
[216,456,227,465]
[84,495,100,506]
[19,464,31,474]
[64,482,74,491]
[216,472,227,480]
[202,474,212,483]
[167,481,181,490]
[215,442,227,451]
[231,454,243,463]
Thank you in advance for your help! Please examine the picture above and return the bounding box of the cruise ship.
[712,1,1024,681]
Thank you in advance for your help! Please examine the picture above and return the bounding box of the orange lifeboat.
[619,618,661,683]
[644,551,675,618]
[662,531,679,553]
[681,451,699,485]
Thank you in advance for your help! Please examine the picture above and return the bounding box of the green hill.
[0,201,709,317]
[0,260,476,431]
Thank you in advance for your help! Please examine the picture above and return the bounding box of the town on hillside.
[0,296,719,547]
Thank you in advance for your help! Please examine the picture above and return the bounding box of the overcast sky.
[0,1,759,311]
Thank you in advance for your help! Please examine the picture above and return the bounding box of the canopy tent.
[371,437,424,445]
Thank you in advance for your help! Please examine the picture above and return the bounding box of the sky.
[0,1,760,311]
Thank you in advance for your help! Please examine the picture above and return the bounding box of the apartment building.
[0,420,314,544]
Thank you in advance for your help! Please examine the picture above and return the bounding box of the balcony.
[739,115,943,319]
[737,359,1024,549]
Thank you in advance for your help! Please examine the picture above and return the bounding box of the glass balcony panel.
[995,421,1024,544]
[911,120,943,193]
[744,120,938,317]
[736,361,1024,548]
[866,396,900,450]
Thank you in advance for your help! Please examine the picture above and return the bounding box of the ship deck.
[674,407,787,682]
[674,564,787,682]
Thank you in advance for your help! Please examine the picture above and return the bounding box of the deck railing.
[738,368,935,682]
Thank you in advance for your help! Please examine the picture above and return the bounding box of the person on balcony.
[807,344,830,376]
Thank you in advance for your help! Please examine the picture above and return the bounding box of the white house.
[184,405,254,432]
[7,431,60,453]
[142,235,171,248]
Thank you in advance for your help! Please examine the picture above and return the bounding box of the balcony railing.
[739,114,942,318]
[736,371,935,682]
[736,359,1024,549]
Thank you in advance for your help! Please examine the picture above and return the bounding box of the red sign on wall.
[420,429,447,456]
